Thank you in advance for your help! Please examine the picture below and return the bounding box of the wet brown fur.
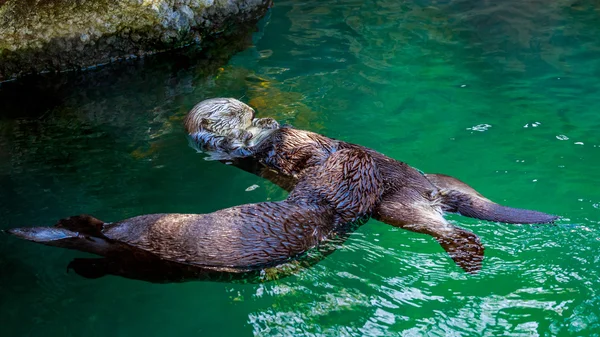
[185,98,559,273]
[246,128,486,272]
[6,147,383,282]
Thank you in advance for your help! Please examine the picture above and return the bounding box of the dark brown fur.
[185,98,559,273]
[245,128,487,272]
[6,147,382,283]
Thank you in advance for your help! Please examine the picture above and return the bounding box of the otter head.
[185,97,281,158]
[184,97,256,137]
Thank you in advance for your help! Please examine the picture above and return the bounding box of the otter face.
[185,98,282,160]
[184,98,256,137]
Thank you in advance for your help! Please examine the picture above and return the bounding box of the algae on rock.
[0,0,272,81]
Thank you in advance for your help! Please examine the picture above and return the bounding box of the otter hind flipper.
[433,226,484,274]
[7,219,116,257]
[54,214,106,236]
[375,188,484,273]
[6,226,79,243]
[7,214,108,245]
[426,174,559,224]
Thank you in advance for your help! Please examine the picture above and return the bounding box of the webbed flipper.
[54,214,106,236]
[374,187,484,273]
[426,174,559,224]
[6,214,106,242]
[6,226,80,244]
[5,224,118,257]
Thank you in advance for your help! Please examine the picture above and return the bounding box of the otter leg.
[425,174,559,224]
[374,188,484,273]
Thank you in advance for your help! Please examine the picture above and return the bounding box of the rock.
[0,0,273,81]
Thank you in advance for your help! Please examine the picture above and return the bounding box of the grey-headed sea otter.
[185,98,559,273]
[5,139,383,283]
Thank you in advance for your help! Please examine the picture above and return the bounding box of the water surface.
[1,0,599,336]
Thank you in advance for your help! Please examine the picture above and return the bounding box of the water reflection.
[245,219,600,335]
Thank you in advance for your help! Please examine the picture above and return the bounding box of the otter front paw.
[252,118,280,130]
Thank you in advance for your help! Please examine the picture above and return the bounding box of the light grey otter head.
[184,98,256,137]
[185,97,280,158]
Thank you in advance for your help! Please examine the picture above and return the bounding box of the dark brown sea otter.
[185,98,559,273]
[5,143,383,283]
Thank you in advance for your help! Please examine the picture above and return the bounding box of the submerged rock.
[0,0,272,81]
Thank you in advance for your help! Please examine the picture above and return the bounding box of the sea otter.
[185,98,559,273]
[5,145,383,283]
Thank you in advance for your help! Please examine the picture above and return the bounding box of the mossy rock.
[0,0,272,81]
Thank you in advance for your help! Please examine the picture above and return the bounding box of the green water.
[1,0,599,335]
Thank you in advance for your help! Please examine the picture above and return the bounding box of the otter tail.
[426,174,558,224]
[4,215,115,256]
